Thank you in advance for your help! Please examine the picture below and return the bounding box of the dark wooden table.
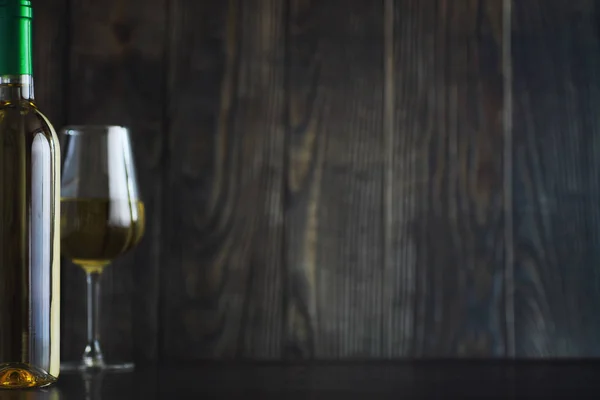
[7,362,600,399]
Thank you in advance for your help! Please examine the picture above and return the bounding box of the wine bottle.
[0,0,60,389]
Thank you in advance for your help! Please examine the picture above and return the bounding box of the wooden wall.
[33,0,600,361]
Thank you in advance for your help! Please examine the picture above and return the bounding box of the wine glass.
[59,126,145,372]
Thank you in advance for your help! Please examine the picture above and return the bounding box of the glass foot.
[60,361,134,373]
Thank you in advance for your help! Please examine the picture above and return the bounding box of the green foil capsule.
[0,0,33,76]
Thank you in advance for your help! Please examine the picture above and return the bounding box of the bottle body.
[0,79,60,388]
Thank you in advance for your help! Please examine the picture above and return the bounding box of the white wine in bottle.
[0,0,60,389]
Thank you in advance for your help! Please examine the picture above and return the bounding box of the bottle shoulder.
[0,100,59,140]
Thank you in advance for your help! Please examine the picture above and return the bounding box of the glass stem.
[83,271,105,368]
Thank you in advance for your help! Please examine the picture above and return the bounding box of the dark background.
[32,0,600,362]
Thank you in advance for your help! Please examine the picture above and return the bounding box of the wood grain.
[65,0,166,363]
[285,0,385,358]
[32,0,67,125]
[163,0,285,359]
[46,0,600,360]
[32,0,69,362]
[512,0,600,357]
[390,0,507,357]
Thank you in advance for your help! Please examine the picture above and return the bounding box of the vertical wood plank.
[32,0,69,364]
[512,0,600,356]
[66,0,166,362]
[390,0,507,356]
[285,0,385,358]
[33,0,67,126]
[163,0,285,359]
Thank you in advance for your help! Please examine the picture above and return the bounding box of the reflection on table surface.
[3,362,600,398]
[0,368,157,400]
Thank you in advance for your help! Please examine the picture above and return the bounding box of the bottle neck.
[0,74,34,102]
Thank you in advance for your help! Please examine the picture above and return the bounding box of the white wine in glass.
[59,125,145,372]
[61,198,145,274]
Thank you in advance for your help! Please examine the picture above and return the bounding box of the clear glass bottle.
[0,0,60,389]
